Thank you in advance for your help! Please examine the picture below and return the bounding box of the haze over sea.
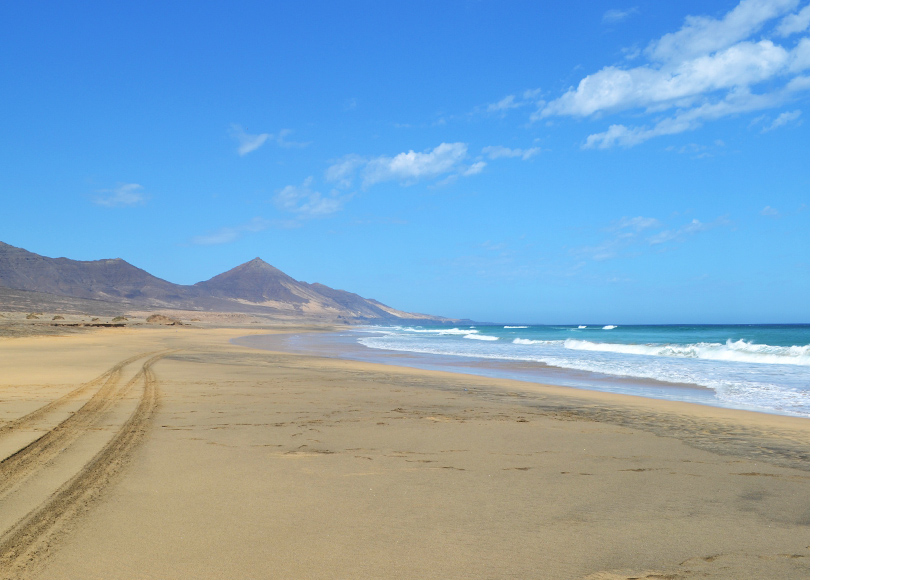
[242,323,809,418]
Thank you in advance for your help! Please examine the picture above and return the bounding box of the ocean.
[236,323,809,418]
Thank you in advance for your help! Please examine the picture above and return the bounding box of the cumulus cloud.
[583,76,807,148]
[327,143,484,189]
[362,143,469,186]
[761,205,780,217]
[481,146,541,160]
[776,5,809,36]
[539,39,797,119]
[326,142,542,189]
[535,0,809,147]
[646,0,798,63]
[93,183,147,207]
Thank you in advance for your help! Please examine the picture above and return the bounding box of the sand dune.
[0,326,809,579]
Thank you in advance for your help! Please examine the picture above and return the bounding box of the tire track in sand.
[0,352,170,578]
[0,350,156,438]
[0,351,165,496]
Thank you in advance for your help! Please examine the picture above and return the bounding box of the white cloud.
[482,146,541,160]
[328,143,481,189]
[603,8,637,24]
[327,142,544,189]
[230,124,271,156]
[762,109,802,132]
[273,179,349,216]
[786,36,809,74]
[487,95,519,113]
[646,0,798,63]
[584,80,806,148]
[776,5,809,37]
[535,0,809,147]
[463,161,487,176]
[93,183,147,207]
[761,205,780,217]
[324,155,364,188]
[485,89,541,113]
[363,142,469,186]
[539,39,794,119]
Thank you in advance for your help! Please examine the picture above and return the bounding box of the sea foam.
[563,339,809,366]
[355,327,810,416]
[399,327,478,335]
[513,338,563,345]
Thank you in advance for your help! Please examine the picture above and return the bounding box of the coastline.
[0,324,809,579]
[233,329,809,418]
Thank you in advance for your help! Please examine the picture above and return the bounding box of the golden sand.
[0,326,809,579]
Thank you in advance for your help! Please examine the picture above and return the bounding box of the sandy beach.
[0,325,809,579]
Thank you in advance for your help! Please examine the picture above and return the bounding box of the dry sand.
[0,325,809,579]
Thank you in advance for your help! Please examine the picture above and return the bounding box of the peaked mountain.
[193,258,423,320]
[0,241,456,323]
[195,258,324,304]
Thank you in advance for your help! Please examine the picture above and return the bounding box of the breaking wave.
[396,327,478,335]
[564,339,809,366]
[513,338,563,345]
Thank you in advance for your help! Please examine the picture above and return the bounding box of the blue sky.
[0,0,809,324]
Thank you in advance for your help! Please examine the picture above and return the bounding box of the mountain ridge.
[0,241,459,324]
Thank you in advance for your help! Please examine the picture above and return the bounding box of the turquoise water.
[235,323,809,417]
[353,324,810,417]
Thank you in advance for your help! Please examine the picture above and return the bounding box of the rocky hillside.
[0,241,457,324]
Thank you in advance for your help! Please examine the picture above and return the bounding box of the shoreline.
[0,325,809,578]
[233,329,808,418]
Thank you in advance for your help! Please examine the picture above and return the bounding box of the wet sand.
[0,325,809,579]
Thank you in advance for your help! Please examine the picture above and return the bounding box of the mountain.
[194,258,324,305]
[0,241,192,305]
[192,257,426,320]
[0,241,457,323]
